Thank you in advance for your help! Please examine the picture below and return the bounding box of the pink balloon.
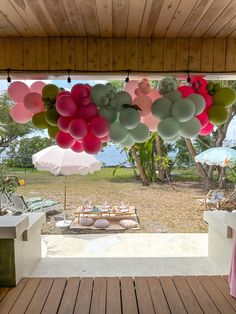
[133,95,152,117]
[196,112,209,128]
[57,116,73,133]
[23,92,44,113]
[56,91,71,98]
[124,80,139,100]
[56,95,77,117]
[202,93,213,110]
[56,131,76,148]
[68,118,88,140]
[82,132,102,154]
[178,86,194,98]
[147,89,160,102]
[134,88,142,96]
[71,84,90,104]
[141,113,160,131]
[10,103,32,124]
[71,141,83,153]
[30,81,46,94]
[8,81,30,102]
[89,117,110,138]
[199,122,214,136]
[77,103,98,122]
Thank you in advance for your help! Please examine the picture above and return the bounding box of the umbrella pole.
[64,176,67,221]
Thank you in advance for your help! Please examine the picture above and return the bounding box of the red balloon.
[56,91,71,98]
[80,97,91,106]
[56,95,77,117]
[100,134,110,142]
[71,141,83,153]
[10,103,32,124]
[23,92,44,113]
[196,111,209,128]
[89,117,110,138]
[56,131,76,148]
[202,93,213,110]
[71,84,90,104]
[8,81,30,102]
[178,86,194,98]
[77,103,98,121]
[57,116,73,133]
[199,122,214,136]
[82,133,102,154]
[69,118,88,139]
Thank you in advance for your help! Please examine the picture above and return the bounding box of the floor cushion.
[94,219,109,228]
[119,219,139,229]
[79,216,94,226]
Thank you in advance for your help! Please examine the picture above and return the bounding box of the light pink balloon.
[134,88,142,96]
[30,81,46,94]
[196,111,209,128]
[124,80,139,100]
[178,86,194,98]
[23,92,44,113]
[8,81,30,102]
[133,95,152,117]
[141,113,160,131]
[199,122,214,136]
[10,103,32,124]
[147,89,160,102]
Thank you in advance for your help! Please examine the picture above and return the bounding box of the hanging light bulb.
[67,70,71,83]
[125,70,130,83]
[7,69,11,83]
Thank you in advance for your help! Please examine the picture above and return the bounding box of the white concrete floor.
[30,233,228,277]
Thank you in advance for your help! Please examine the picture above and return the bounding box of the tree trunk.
[219,167,226,189]
[155,134,165,182]
[185,138,212,189]
[131,146,149,186]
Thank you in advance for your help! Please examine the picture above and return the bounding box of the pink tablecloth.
[229,232,236,298]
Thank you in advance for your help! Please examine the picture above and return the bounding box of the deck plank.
[160,277,187,313]
[173,276,203,313]
[186,276,220,313]
[134,277,155,314]
[198,276,235,313]
[74,278,93,314]
[106,277,121,314]
[211,276,236,311]
[147,277,170,314]
[58,277,80,314]
[120,277,138,314]
[41,277,67,314]
[0,287,9,302]
[9,278,41,314]
[0,278,28,313]
[90,277,106,314]
[25,278,54,314]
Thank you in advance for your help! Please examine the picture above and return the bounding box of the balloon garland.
[8,76,236,154]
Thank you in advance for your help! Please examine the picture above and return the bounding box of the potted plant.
[0,164,19,215]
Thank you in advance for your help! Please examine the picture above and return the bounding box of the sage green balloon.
[32,112,48,129]
[120,134,135,147]
[91,84,108,106]
[42,84,60,99]
[47,126,59,139]
[213,87,236,107]
[208,105,228,125]
[99,108,117,124]
[105,82,113,92]
[165,133,180,143]
[187,94,205,115]
[45,108,60,126]
[157,117,179,139]
[172,98,195,122]
[130,123,150,143]
[109,122,128,143]
[115,91,132,112]
[151,97,172,119]
[165,90,182,103]
[179,117,201,138]
[119,108,140,129]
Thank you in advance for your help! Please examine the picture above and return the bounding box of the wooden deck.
[0,276,235,314]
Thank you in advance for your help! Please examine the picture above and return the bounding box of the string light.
[125,69,130,83]
[7,69,11,83]
[67,70,71,83]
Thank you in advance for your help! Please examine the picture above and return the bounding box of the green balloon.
[187,94,205,115]
[179,117,201,138]
[130,123,150,143]
[213,87,236,107]
[208,105,228,125]
[115,91,132,112]
[157,117,179,139]
[91,84,108,106]
[165,133,180,143]
[165,90,182,103]
[99,108,117,124]
[105,83,113,92]
[172,98,195,122]
[48,126,59,139]
[45,108,60,126]
[120,134,135,147]
[109,122,128,143]
[119,108,140,129]
[42,84,60,99]
[32,112,48,129]
[151,97,172,119]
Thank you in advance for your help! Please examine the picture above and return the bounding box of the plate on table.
[83,208,93,212]
[99,208,110,212]
[119,207,129,213]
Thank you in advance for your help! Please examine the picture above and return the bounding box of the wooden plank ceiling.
[0,0,236,38]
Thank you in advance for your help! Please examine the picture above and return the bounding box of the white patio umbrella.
[195,147,236,167]
[32,145,102,227]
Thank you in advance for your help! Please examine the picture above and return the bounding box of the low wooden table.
[74,207,137,220]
